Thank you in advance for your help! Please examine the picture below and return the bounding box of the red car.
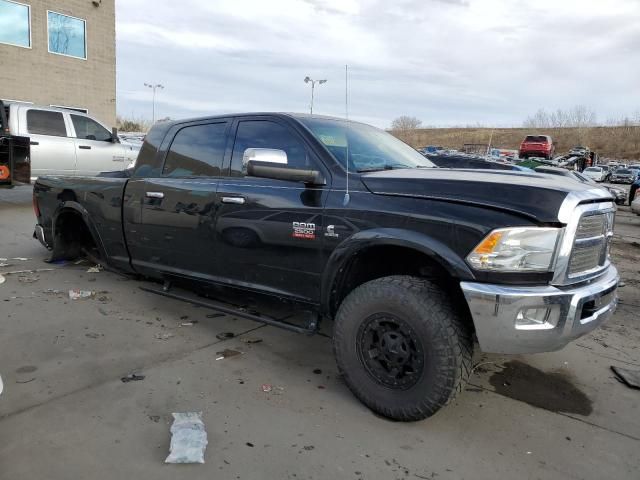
[519,135,555,159]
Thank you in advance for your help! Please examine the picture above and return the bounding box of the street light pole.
[144,83,164,123]
[304,76,327,114]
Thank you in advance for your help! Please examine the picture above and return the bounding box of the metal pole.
[152,87,156,124]
[310,81,315,115]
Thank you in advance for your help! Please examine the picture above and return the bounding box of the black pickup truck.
[33,113,619,421]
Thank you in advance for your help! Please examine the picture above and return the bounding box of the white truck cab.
[3,101,138,180]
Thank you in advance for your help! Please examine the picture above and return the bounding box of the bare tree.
[391,116,423,131]
[523,106,597,129]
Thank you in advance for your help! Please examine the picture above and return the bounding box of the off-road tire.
[333,275,473,421]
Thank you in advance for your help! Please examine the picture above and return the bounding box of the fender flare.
[320,228,475,315]
[52,201,108,261]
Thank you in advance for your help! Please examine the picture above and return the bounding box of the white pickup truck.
[2,101,139,180]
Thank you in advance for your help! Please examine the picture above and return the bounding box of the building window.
[0,0,31,48]
[47,11,86,59]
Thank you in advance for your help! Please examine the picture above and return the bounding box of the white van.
[2,101,138,180]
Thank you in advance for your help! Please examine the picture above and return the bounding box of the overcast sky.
[116,0,640,128]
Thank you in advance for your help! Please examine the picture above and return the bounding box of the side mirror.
[111,127,119,143]
[247,160,325,185]
[243,148,288,166]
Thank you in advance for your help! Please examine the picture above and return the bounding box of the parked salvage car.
[519,135,555,159]
[583,166,607,182]
[1,101,138,180]
[610,168,635,184]
[33,113,619,421]
[534,166,626,205]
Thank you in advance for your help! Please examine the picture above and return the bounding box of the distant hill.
[391,126,640,161]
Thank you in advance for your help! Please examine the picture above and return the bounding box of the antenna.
[343,64,350,206]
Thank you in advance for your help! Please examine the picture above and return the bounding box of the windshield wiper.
[356,164,411,173]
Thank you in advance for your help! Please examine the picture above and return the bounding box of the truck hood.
[359,168,612,224]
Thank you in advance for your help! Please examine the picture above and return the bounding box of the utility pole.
[144,83,164,123]
[304,76,327,114]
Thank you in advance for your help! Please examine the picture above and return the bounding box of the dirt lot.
[1,186,639,480]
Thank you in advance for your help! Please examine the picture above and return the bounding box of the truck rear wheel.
[333,275,472,421]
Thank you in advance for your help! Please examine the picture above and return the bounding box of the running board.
[139,286,318,335]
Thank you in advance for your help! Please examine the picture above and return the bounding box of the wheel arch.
[51,201,108,262]
[320,228,475,318]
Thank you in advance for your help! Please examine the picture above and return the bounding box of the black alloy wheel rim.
[356,313,424,389]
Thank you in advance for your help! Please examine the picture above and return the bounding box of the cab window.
[26,110,67,137]
[163,122,228,177]
[230,120,310,176]
[71,115,112,141]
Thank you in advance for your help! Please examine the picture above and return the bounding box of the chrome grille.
[576,215,605,239]
[568,212,613,276]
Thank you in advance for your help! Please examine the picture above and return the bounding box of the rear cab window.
[26,110,67,136]
[163,122,228,177]
[524,136,549,143]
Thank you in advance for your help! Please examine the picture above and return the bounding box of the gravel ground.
[0,187,639,480]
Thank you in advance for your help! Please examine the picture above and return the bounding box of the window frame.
[161,120,231,179]
[46,10,87,60]
[0,0,31,49]
[50,104,89,114]
[25,108,69,138]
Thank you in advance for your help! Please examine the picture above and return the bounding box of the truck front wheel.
[333,275,473,421]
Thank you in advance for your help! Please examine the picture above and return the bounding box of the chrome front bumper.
[460,266,619,354]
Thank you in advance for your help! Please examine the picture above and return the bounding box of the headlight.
[467,227,560,272]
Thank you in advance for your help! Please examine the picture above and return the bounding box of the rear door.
[24,108,76,178]
[70,114,127,176]
[212,117,330,302]
[125,120,230,278]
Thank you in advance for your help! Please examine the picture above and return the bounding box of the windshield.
[585,167,601,172]
[298,117,435,172]
[617,169,632,174]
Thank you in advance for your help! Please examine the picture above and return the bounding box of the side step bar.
[139,286,319,335]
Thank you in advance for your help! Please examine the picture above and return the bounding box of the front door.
[24,108,76,179]
[70,114,127,176]
[125,120,230,278]
[213,117,330,302]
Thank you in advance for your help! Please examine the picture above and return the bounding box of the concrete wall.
[0,0,116,126]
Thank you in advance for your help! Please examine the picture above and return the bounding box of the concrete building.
[0,0,116,126]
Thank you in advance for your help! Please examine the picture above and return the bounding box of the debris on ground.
[87,265,102,273]
[611,366,640,389]
[261,384,285,395]
[3,268,53,276]
[180,321,197,327]
[0,262,11,267]
[154,332,174,341]
[11,257,29,261]
[0,274,5,285]
[43,289,63,295]
[215,349,242,360]
[18,274,39,284]
[148,415,161,423]
[165,412,208,464]
[262,384,272,393]
[121,373,145,383]
[69,289,95,300]
[313,369,322,375]
[240,337,263,344]
[216,332,235,340]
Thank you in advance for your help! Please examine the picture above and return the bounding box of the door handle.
[30,141,39,146]
[79,145,92,150]
[145,192,164,199]
[221,196,245,205]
